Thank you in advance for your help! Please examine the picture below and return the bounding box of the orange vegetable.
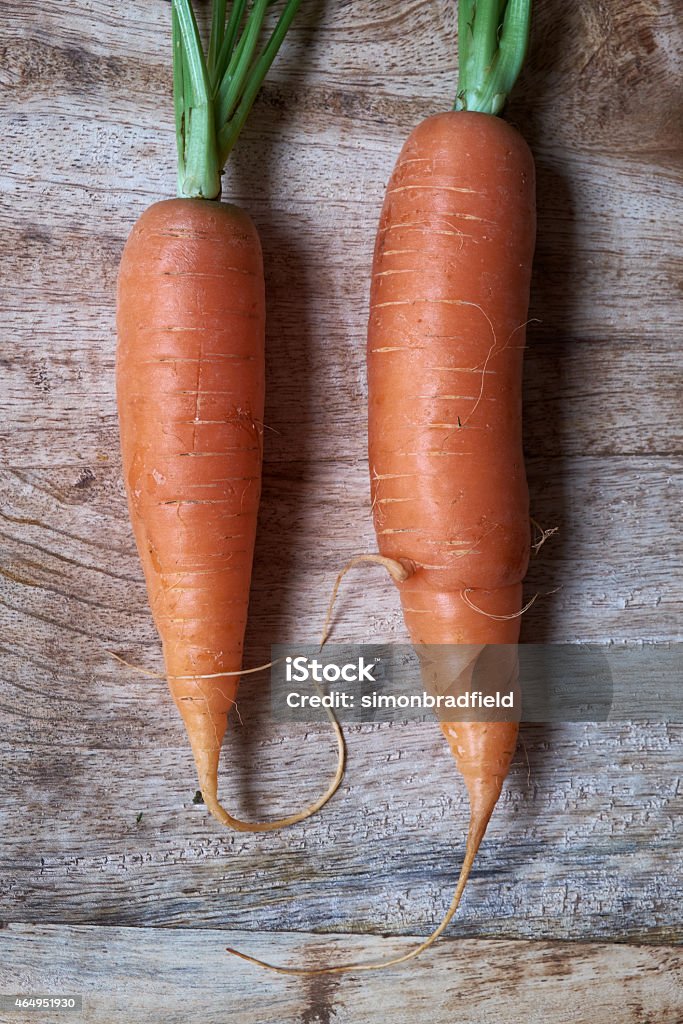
[116,1,344,830]
[117,198,266,824]
[369,106,535,863]
[228,0,536,973]
[364,8,536,967]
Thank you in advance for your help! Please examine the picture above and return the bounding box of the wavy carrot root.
[117,199,343,830]
[227,572,521,975]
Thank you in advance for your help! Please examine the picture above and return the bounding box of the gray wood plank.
[1,719,681,942]
[1,924,681,1024]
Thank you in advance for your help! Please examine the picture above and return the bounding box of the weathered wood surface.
[0,0,681,999]
[2,717,681,942]
[2,925,682,1024]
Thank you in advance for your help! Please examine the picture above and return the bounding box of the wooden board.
[2,925,682,1024]
[1,0,681,1014]
[1,719,681,942]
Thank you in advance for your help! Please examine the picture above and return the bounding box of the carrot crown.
[172,0,302,200]
[455,0,532,115]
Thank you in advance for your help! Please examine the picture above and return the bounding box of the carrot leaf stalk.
[172,0,302,200]
[455,0,532,115]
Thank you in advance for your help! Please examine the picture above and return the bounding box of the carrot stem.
[212,0,248,89]
[173,0,220,199]
[208,0,228,79]
[217,0,303,165]
[455,0,532,115]
[215,0,270,128]
[171,0,303,200]
[172,7,186,186]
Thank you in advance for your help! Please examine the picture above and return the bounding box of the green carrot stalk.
[456,0,532,114]
[172,0,302,200]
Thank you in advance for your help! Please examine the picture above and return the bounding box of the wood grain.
[1,719,681,942]
[1,0,682,1009]
[1,924,682,1024]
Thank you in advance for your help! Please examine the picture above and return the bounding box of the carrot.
[228,0,535,973]
[117,0,345,831]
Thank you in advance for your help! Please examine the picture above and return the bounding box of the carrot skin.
[116,198,265,797]
[368,110,536,821]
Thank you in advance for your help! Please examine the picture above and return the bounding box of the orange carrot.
[117,0,344,830]
[369,100,535,865]
[228,0,535,973]
[365,0,536,966]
